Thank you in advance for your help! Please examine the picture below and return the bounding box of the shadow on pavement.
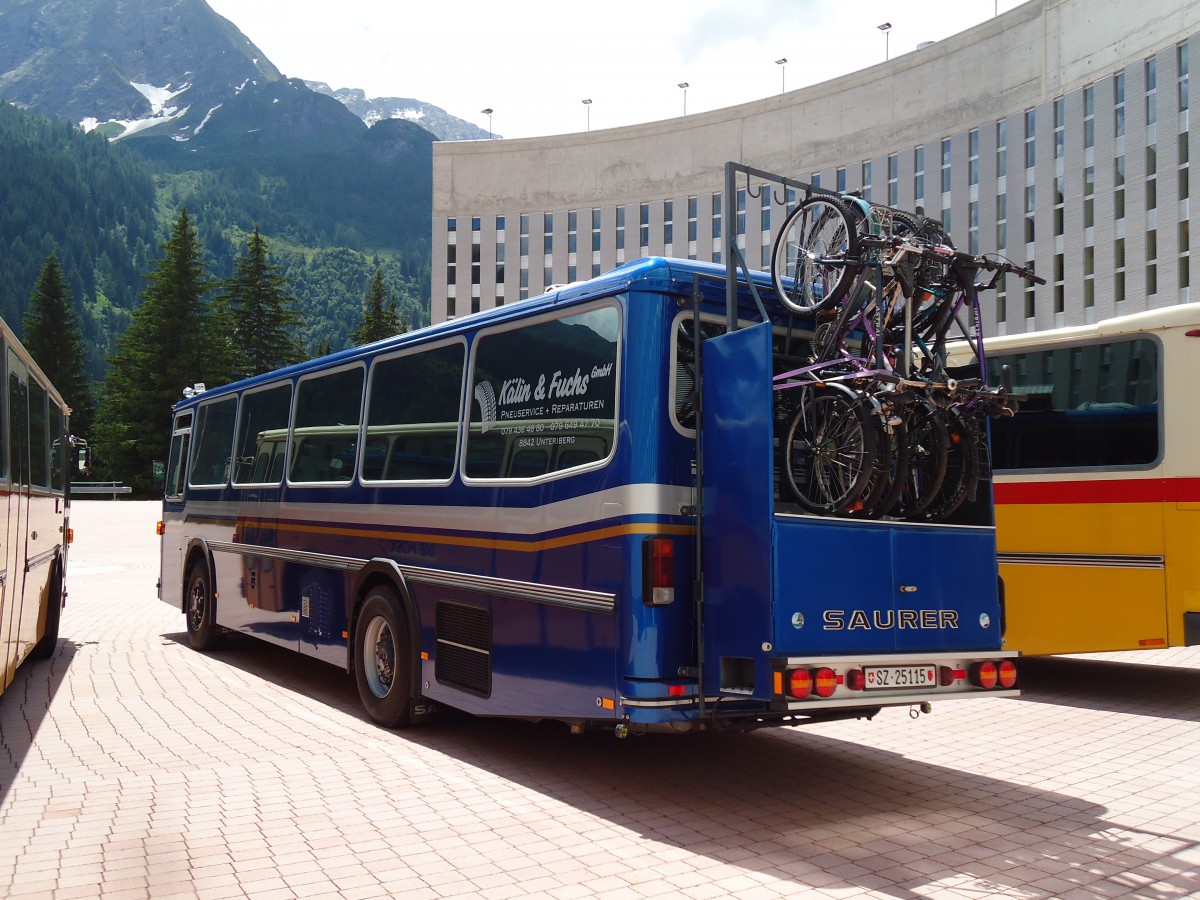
[0,639,79,806]
[1015,655,1200,722]
[166,628,1200,899]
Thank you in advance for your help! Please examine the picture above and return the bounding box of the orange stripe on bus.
[237,519,695,553]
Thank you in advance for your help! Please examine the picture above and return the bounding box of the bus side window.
[510,448,549,477]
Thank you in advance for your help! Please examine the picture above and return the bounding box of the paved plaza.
[2,500,1199,899]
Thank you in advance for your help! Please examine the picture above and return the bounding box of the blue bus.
[158,256,1016,735]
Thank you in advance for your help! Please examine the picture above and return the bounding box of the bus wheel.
[185,560,221,651]
[354,588,412,728]
[30,565,63,660]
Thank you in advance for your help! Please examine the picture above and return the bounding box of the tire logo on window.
[474,382,497,434]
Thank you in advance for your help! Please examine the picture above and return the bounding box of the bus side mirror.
[74,439,92,476]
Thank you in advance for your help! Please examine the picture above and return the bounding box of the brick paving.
[2,500,1200,899]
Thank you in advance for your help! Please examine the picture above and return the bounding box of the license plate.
[863,665,937,690]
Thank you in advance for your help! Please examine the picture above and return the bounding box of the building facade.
[432,0,1200,337]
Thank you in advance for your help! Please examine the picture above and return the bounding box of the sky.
[204,0,1027,140]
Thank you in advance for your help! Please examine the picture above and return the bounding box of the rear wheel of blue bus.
[355,587,413,728]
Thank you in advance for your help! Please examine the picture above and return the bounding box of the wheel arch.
[182,538,215,614]
[347,560,421,680]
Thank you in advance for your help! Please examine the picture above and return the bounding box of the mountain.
[0,0,440,377]
[305,82,492,141]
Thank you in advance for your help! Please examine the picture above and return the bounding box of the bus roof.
[955,302,1200,358]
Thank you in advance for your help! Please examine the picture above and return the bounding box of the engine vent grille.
[436,601,492,697]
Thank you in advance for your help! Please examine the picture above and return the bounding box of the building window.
[520,215,530,257]
[1146,57,1157,127]
[1114,155,1126,219]
[616,206,625,253]
[1115,238,1126,304]
[861,160,872,202]
[640,203,649,250]
[1053,97,1065,159]
[688,196,698,245]
[663,200,674,247]
[914,146,925,204]
[968,129,980,186]
[1180,42,1190,111]
[736,189,746,237]
[1054,175,1065,237]
[544,212,553,254]
[1084,165,1095,229]
[836,167,846,192]
[1024,185,1036,245]
[1083,85,1095,149]
[940,138,951,193]
[592,208,601,252]
[1084,245,1095,308]
[1054,253,1065,313]
[1024,108,1036,169]
[887,153,899,207]
[968,200,979,254]
[447,217,457,232]
[996,192,1007,250]
[1115,72,1126,138]
[996,120,1007,179]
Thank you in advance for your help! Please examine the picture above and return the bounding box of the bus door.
[698,322,776,700]
[2,351,31,689]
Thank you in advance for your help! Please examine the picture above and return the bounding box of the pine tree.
[220,226,301,378]
[350,268,403,346]
[23,253,95,437]
[95,210,221,494]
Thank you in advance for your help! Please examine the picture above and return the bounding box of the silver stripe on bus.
[207,541,617,614]
[998,552,1165,569]
[25,546,59,571]
[435,639,490,656]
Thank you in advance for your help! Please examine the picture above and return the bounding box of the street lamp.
[878,22,892,61]
[775,58,787,94]
[481,107,493,139]
[582,98,592,131]
[678,82,689,116]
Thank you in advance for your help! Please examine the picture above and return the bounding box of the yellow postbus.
[971,304,1200,655]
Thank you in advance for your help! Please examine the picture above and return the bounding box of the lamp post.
[775,58,787,94]
[481,107,493,139]
[678,82,689,116]
[582,98,592,131]
[878,22,892,61]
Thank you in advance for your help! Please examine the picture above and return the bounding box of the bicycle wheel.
[918,408,981,522]
[783,384,878,516]
[894,397,950,521]
[771,196,860,313]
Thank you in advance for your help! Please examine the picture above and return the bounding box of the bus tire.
[354,587,413,728]
[30,564,63,660]
[185,559,221,651]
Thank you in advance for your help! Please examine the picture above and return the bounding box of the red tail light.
[845,669,865,691]
[970,661,999,689]
[643,537,675,606]
[813,667,838,698]
[787,669,812,700]
[997,659,1018,688]
[939,666,959,686]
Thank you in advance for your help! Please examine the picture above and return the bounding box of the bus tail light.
[997,659,1018,689]
[787,668,812,700]
[643,537,675,606]
[970,661,999,689]
[845,668,865,691]
[156,521,165,536]
[813,667,838,698]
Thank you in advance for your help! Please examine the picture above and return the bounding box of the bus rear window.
[465,305,618,480]
[988,337,1159,469]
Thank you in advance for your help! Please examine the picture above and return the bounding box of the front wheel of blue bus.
[185,560,221,651]
[354,588,413,728]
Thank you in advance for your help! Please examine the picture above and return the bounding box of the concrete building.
[432,0,1200,336]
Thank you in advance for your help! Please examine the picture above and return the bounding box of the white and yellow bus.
[974,304,1200,656]
[0,315,78,698]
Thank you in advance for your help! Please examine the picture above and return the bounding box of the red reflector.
[845,669,865,691]
[667,684,686,697]
[812,667,837,698]
[970,661,999,689]
[997,659,1017,689]
[787,669,812,700]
